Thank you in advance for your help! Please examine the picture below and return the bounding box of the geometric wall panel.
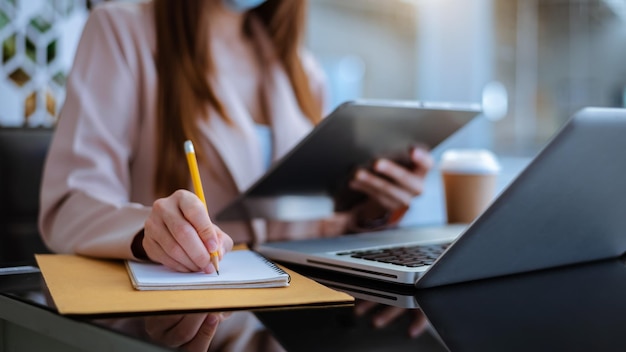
[0,0,89,127]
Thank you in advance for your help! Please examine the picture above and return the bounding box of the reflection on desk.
[92,311,285,352]
[417,257,626,352]
[0,269,445,352]
[10,256,626,351]
[278,262,421,309]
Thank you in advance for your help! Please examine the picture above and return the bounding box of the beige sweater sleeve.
[39,5,150,260]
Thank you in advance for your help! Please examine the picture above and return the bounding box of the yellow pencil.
[184,140,220,275]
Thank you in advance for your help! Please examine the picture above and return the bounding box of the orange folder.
[36,253,353,315]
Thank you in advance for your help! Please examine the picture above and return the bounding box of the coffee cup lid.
[439,149,501,174]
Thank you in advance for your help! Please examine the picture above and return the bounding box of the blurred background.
[1,0,624,225]
[308,0,626,155]
[3,0,625,151]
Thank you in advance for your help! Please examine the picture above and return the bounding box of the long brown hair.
[153,0,320,197]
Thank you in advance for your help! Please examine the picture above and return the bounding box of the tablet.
[216,100,480,221]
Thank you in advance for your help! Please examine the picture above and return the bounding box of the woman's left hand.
[349,147,433,221]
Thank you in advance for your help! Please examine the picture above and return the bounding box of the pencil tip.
[216,270,220,276]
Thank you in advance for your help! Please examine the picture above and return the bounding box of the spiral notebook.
[126,250,290,290]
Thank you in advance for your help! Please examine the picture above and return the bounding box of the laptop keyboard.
[335,243,451,267]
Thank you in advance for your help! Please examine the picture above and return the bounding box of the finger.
[143,236,192,272]
[351,178,404,210]
[372,306,406,328]
[214,226,234,259]
[182,313,221,352]
[354,300,378,316]
[146,313,207,347]
[144,315,185,340]
[351,169,404,206]
[219,311,233,320]
[162,191,213,271]
[410,147,434,179]
[144,214,194,271]
[408,311,428,338]
[350,170,409,209]
[373,159,425,197]
[153,203,205,272]
[359,168,415,205]
[177,191,219,259]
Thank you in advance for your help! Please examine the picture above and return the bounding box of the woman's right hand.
[144,313,229,352]
[143,189,234,273]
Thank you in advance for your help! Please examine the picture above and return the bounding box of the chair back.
[0,128,53,265]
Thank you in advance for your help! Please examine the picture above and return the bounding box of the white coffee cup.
[439,149,500,224]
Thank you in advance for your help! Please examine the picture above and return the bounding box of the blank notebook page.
[126,250,290,290]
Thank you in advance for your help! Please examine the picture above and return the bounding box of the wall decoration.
[0,0,89,126]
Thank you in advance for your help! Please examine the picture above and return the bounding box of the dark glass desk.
[415,256,626,352]
[0,263,444,352]
[3,257,626,351]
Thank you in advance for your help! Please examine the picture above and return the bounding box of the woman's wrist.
[131,228,150,261]
[350,201,408,232]
[354,209,391,230]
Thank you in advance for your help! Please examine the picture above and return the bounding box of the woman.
[39,0,432,274]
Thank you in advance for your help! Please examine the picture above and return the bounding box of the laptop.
[216,100,480,221]
[282,261,423,309]
[258,107,626,288]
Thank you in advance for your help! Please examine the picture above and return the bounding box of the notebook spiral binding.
[254,251,291,283]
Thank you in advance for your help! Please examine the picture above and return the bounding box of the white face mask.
[222,0,267,13]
